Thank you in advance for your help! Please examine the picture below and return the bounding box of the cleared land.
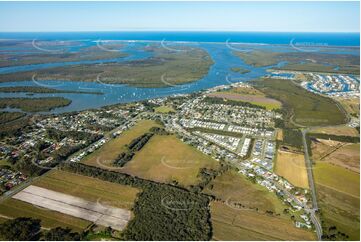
[313,162,360,240]
[274,150,309,188]
[313,125,359,137]
[82,120,160,168]
[0,97,71,112]
[33,170,140,209]
[253,78,347,127]
[122,134,219,187]
[208,92,281,110]
[154,105,175,113]
[13,185,131,230]
[311,139,359,173]
[0,198,91,232]
[210,202,316,241]
[203,170,289,215]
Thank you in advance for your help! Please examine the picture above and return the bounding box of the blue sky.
[0,1,359,32]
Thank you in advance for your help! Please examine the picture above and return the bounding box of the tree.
[0,217,41,241]
[44,227,81,241]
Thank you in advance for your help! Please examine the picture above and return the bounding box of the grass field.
[122,134,219,187]
[313,125,359,137]
[82,120,160,168]
[313,162,360,240]
[0,169,140,232]
[33,170,140,209]
[337,97,360,117]
[253,78,347,127]
[312,140,359,173]
[154,105,175,113]
[274,150,309,188]
[0,199,91,232]
[210,202,316,241]
[203,170,289,215]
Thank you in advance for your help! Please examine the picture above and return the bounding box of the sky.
[0,1,359,32]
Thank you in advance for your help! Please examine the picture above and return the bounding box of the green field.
[0,86,102,95]
[122,134,219,187]
[0,97,72,112]
[204,170,289,215]
[82,119,161,168]
[210,202,316,241]
[314,162,360,240]
[253,78,347,127]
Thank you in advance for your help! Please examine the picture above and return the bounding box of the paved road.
[302,128,322,240]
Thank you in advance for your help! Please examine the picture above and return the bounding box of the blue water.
[0,32,359,114]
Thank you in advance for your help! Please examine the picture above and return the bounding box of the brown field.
[337,97,360,117]
[274,150,309,188]
[312,139,360,173]
[313,125,359,137]
[210,202,316,241]
[33,170,140,209]
[121,135,219,187]
[203,170,289,215]
[276,128,284,141]
[82,119,160,169]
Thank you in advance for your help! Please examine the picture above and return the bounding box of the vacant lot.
[154,106,175,113]
[253,78,347,127]
[122,135,219,187]
[313,125,359,137]
[312,139,359,173]
[204,170,289,215]
[82,120,160,168]
[0,198,91,232]
[275,150,309,188]
[313,162,360,240]
[33,170,140,209]
[208,92,281,110]
[210,202,316,241]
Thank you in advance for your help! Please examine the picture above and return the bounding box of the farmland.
[122,134,219,187]
[252,78,347,127]
[313,162,360,240]
[274,150,309,188]
[82,119,160,168]
[210,202,316,241]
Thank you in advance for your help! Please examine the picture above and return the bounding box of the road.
[302,128,322,240]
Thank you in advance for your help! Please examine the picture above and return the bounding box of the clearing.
[121,134,219,187]
[274,150,309,188]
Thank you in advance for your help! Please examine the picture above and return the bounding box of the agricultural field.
[252,78,347,127]
[82,119,160,168]
[203,170,289,215]
[274,150,309,188]
[210,202,316,241]
[208,85,282,110]
[311,139,359,173]
[121,134,219,187]
[313,162,360,240]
